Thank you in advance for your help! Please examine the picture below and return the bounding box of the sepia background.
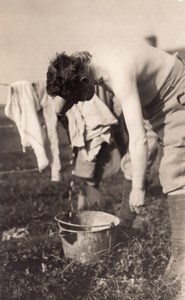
[0,0,185,103]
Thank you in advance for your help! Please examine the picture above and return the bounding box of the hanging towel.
[32,81,61,181]
[5,80,49,172]
[65,93,119,179]
[5,80,61,181]
[66,93,118,149]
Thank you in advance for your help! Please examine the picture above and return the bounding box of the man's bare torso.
[91,41,176,106]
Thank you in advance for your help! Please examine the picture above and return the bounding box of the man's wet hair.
[46,51,92,99]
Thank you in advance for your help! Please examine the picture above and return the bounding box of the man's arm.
[112,63,148,211]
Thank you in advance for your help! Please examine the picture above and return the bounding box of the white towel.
[66,94,118,161]
[33,81,61,181]
[5,80,49,172]
[5,80,61,181]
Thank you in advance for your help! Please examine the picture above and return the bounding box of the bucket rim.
[54,211,120,229]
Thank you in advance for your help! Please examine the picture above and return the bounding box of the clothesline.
[0,82,10,86]
[0,124,15,129]
[0,81,47,87]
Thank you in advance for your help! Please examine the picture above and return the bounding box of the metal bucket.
[54,211,120,263]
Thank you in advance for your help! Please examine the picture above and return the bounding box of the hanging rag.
[5,80,61,181]
[32,81,61,181]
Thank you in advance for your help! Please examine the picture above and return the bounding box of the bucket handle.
[54,215,115,229]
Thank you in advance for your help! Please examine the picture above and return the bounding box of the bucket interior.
[55,211,120,232]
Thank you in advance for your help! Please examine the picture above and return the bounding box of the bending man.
[46,41,185,298]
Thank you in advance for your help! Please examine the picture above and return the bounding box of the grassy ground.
[0,107,179,299]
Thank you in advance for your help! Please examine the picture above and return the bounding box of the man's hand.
[129,187,145,214]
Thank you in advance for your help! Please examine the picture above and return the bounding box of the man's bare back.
[91,41,176,106]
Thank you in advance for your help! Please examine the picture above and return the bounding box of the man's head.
[46,51,95,114]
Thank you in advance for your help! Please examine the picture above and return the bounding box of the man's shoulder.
[90,42,136,64]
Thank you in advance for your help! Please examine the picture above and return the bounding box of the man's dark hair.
[46,51,92,99]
